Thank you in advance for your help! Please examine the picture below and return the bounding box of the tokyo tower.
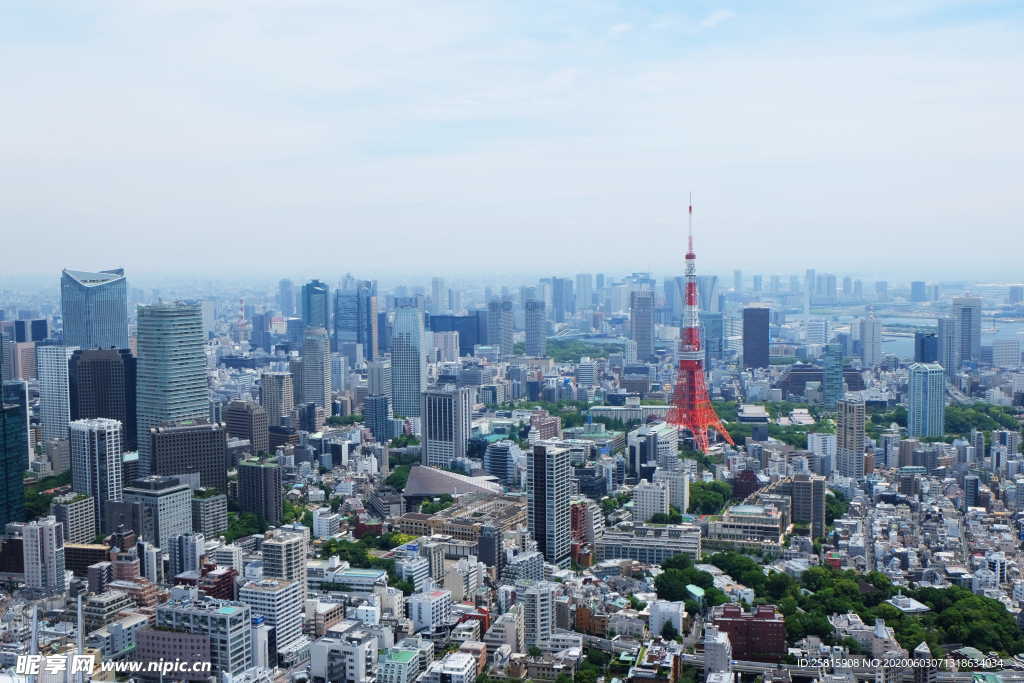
[667,198,735,453]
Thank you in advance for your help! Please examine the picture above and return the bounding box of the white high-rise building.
[528,443,571,567]
[23,516,66,595]
[806,319,829,345]
[259,371,294,427]
[407,589,453,633]
[69,417,123,533]
[634,478,671,521]
[704,624,732,675]
[575,358,597,388]
[421,386,472,469]
[653,469,689,514]
[37,343,78,441]
[520,581,556,648]
[908,362,945,438]
[431,277,448,315]
[301,327,332,409]
[952,296,982,363]
[168,532,206,576]
[239,578,304,649]
[836,397,865,479]
[993,338,1021,368]
[860,315,882,368]
[392,300,426,417]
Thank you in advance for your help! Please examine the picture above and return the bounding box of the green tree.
[661,622,679,641]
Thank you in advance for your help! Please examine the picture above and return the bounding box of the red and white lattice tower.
[667,198,735,453]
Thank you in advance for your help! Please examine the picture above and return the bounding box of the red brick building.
[712,604,786,662]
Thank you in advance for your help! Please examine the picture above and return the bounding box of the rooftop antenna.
[688,192,694,254]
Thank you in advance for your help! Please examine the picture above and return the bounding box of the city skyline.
[1,1,1022,277]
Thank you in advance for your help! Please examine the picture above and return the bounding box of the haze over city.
[2,0,1022,278]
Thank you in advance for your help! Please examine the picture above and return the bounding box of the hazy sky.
[2,0,1022,280]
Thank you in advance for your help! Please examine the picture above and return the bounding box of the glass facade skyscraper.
[136,302,208,476]
[1,381,28,526]
[908,362,945,438]
[301,279,330,330]
[391,299,426,417]
[60,268,129,349]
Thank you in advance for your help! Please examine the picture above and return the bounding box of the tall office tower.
[367,359,393,397]
[239,456,283,524]
[752,274,763,293]
[486,299,514,358]
[936,317,959,376]
[742,307,770,369]
[301,327,331,409]
[527,443,571,567]
[14,319,48,343]
[362,395,392,442]
[524,300,547,357]
[822,343,844,411]
[859,315,882,368]
[575,273,593,311]
[278,278,295,317]
[668,205,734,454]
[993,338,1021,368]
[225,400,269,456]
[483,440,519,485]
[633,478,670,521]
[392,300,426,417]
[1,382,28,526]
[150,421,228,492]
[51,492,96,543]
[909,281,927,302]
[249,311,272,352]
[259,372,295,427]
[790,473,826,539]
[120,475,192,547]
[136,302,208,477]
[629,291,656,361]
[69,348,137,451]
[908,362,945,438]
[478,523,505,576]
[23,516,65,594]
[421,386,472,469]
[701,312,724,367]
[0,333,14,382]
[167,533,205,578]
[914,331,939,363]
[262,530,306,597]
[301,279,330,330]
[69,418,123,533]
[875,280,888,301]
[836,397,866,479]
[696,275,720,313]
[551,277,574,322]
[37,343,78,441]
[733,269,742,293]
[1010,286,1024,305]
[240,578,304,649]
[952,296,982,363]
[334,281,379,361]
[432,331,460,362]
[60,268,129,350]
[431,277,448,315]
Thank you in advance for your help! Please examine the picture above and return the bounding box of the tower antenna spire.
[688,192,694,254]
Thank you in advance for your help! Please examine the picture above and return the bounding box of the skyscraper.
[334,281,378,361]
[301,279,330,330]
[259,372,295,427]
[952,296,982,364]
[527,443,571,568]
[23,516,65,595]
[551,278,574,322]
[278,279,295,317]
[908,362,945,438]
[136,303,208,476]
[431,277,448,315]
[821,343,844,411]
[421,386,472,469]
[742,307,770,369]
[122,475,192,549]
[37,343,78,441]
[910,281,927,302]
[575,273,593,311]
[701,312,724,366]
[836,398,865,479]
[150,421,228,492]
[391,299,426,417]
[60,268,129,350]
[629,291,655,361]
[914,331,939,363]
[937,316,959,376]
[301,327,331,409]
[239,456,283,524]
[69,348,137,451]
[524,300,546,357]
[367,359,392,397]
[486,299,513,358]
[225,400,269,456]
[1,381,28,526]
[70,417,123,533]
[362,395,392,443]
[859,315,882,368]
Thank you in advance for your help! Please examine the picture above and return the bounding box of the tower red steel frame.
[667,199,735,453]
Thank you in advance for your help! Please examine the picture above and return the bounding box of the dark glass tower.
[60,268,129,349]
